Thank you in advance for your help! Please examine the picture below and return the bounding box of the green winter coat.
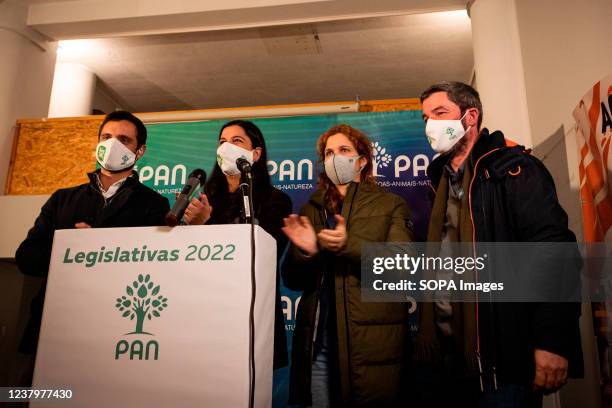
[282,181,414,407]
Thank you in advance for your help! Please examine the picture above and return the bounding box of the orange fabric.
[508,166,521,176]
[574,79,612,243]
[504,139,519,147]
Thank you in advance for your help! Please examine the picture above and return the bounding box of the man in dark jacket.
[14,110,207,385]
[415,81,583,407]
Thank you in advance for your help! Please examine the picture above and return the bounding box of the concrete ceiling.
[55,10,473,112]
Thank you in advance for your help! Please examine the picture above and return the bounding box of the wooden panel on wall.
[5,99,421,195]
[6,117,103,195]
[359,98,421,112]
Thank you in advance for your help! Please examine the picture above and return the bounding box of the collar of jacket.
[427,128,507,188]
[87,169,140,193]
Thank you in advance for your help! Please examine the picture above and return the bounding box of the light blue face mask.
[324,154,362,185]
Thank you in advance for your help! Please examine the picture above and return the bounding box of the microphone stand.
[239,172,253,224]
[238,165,257,408]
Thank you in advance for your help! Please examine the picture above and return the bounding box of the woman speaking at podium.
[183,119,292,370]
[281,124,414,407]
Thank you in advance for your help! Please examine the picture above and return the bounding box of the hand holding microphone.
[165,168,208,226]
[183,192,212,225]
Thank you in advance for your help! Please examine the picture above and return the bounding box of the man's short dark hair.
[98,110,147,146]
[420,81,483,130]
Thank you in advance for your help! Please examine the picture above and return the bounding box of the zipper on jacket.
[334,185,356,399]
[476,351,484,392]
[342,269,353,398]
[479,172,499,392]
[492,365,498,390]
[103,187,129,208]
[468,147,501,393]
[311,207,328,362]
[311,295,321,363]
[311,272,325,363]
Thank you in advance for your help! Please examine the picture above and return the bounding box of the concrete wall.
[92,83,123,114]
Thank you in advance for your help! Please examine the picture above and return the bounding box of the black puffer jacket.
[16,170,169,353]
[282,181,414,407]
[425,129,583,383]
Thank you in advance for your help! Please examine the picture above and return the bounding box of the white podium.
[31,224,276,408]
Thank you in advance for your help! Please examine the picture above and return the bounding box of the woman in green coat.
[282,124,414,407]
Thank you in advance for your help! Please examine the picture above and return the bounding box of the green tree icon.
[115,274,168,335]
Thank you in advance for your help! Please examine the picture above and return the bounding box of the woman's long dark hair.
[205,120,271,217]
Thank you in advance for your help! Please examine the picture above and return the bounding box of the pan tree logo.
[371,141,392,177]
[120,154,130,166]
[115,274,168,335]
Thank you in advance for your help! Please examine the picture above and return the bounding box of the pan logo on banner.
[282,295,301,332]
[268,159,314,187]
[137,164,188,194]
[372,141,393,176]
[265,140,431,188]
[369,138,431,186]
[114,274,168,361]
[372,141,429,182]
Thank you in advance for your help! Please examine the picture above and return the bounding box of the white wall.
[0,195,50,258]
[515,0,612,241]
[516,0,612,149]
[469,0,532,148]
[513,1,612,407]
[48,63,96,118]
[0,0,57,194]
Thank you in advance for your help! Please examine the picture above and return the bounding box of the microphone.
[165,168,206,227]
[236,158,253,223]
[236,157,252,177]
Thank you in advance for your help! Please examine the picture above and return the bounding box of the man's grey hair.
[420,81,483,130]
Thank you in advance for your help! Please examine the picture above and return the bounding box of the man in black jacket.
[14,110,209,385]
[415,81,583,407]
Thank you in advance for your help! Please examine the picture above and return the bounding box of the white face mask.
[96,138,137,171]
[324,154,362,185]
[425,112,472,154]
[216,142,255,176]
